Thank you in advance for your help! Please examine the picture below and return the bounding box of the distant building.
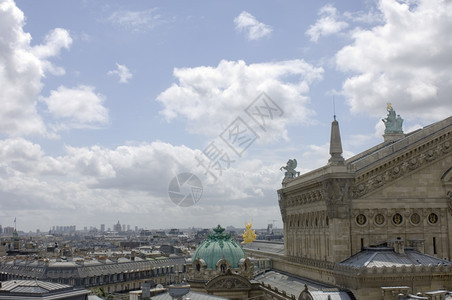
[113,221,121,232]
[50,225,76,234]
[159,245,181,255]
[2,227,13,235]
[0,256,185,294]
[140,230,153,237]
[168,229,180,235]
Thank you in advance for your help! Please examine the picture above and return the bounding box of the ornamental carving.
[410,213,421,225]
[428,213,439,224]
[392,213,403,225]
[206,274,251,291]
[283,189,323,208]
[448,191,452,215]
[322,179,351,204]
[352,132,452,198]
[375,214,385,225]
[356,214,367,226]
[322,178,353,218]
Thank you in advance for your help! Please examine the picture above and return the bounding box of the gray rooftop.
[0,280,71,292]
[242,241,284,255]
[340,248,452,268]
[0,280,90,299]
[151,291,228,300]
[256,271,351,300]
[0,256,186,279]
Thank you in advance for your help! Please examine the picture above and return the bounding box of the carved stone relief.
[352,134,451,198]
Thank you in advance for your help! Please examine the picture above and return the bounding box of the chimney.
[388,238,405,254]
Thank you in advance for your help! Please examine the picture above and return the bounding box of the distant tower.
[100,224,105,232]
[328,116,345,165]
[114,221,121,232]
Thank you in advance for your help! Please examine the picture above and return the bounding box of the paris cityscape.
[1,0,452,299]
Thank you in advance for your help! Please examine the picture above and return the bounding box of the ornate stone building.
[268,111,452,299]
[0,255,185,295]
[186,225,262,300]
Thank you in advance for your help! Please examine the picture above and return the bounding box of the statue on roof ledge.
[242,221,256,244]
[280,159,300,179]
[382,103,403,134]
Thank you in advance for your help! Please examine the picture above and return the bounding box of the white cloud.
[40,85,109,129]
[108,9,161,32]
[343,8,383,24]
[0,138,66,176]
[306,4,349,42]
[0,138,284,230]
[157,59,323,143]
[234,11,272,40]
[108,63,132,83]
[0,0,71,137]
[31,28,72,75]
[336,0,452,122]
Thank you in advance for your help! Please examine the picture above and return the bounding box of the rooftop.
[256,271,351,300]
[192,225,245,269]
[340,247,452,268]
[242,240,284,255]
[151,290,228,300]
[0,280,90,299]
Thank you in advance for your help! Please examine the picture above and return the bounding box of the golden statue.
[242,221,256,243]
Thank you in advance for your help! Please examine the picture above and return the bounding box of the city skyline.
[0,220,276,234]
[1,0,451,231]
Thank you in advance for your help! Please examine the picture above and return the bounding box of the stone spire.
[328,116,344,165]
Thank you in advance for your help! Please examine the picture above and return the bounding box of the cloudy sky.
[1,0,451,232]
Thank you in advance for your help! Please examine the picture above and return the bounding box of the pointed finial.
[328,116,344,165]
[333,96,336,121]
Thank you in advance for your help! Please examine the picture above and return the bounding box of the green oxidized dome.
[192,225,245,269]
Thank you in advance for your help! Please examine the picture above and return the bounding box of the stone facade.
[276,115,452,299]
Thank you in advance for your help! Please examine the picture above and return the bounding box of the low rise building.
[0,256,185,294]
[0,279,90,299]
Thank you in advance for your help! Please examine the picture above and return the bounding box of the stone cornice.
[334,262,452,278]
[287,255,335,271]
[352,130,451,198]
[283,255,452,278]
[283,188,324,208]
